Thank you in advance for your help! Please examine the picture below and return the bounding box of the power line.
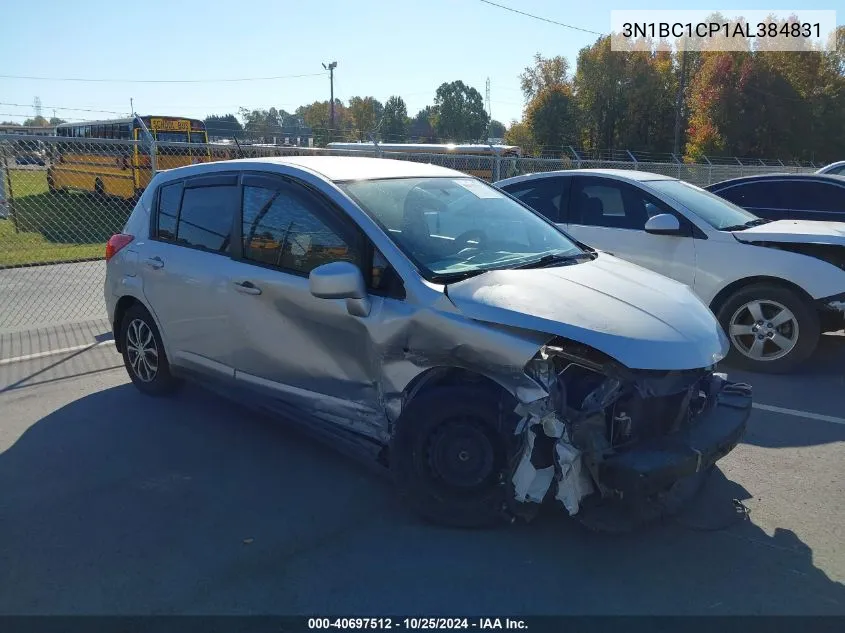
[0,72,326,84]
[0,102,126,115]
[476,0,603,36]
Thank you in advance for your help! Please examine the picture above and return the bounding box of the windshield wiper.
[722,218,772,231]
[429,269,488,284]
[512,251,596,269]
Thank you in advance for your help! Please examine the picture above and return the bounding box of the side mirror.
[309,261,370,317]
[644,213,681,235]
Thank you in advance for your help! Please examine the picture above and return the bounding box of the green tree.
[204,114,244,139]
[409,106,437,142]
[526,85,577,152]
[519,53,570,102]
[504,120,539,156]
[48,116,66,126]
[348,96,384,141]
[381,96,409,142]
[573,37,628,151]
[432,80,489,142]
[297,99,354,145]
[23,115,49,126]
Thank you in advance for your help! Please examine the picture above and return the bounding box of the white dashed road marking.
[752,403,845,426]
[0,340,115,366]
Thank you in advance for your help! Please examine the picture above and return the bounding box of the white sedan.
[497,169,845,373]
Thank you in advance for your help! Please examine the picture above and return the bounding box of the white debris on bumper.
[511,403,594,516]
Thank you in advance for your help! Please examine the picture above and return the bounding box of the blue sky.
[1,0,841,127]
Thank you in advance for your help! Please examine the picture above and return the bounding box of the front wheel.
[390,386,515,528]
[120,303,181,396]
[716,283,819,374]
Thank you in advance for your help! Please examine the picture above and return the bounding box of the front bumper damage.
[509,341,752,519]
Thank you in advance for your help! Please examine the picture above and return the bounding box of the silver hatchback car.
[105,156,752,530]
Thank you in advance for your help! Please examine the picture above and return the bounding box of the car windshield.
[339,177,585,282]
[648,179,765,231]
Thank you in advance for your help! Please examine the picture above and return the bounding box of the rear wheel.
[93,178,105,199]
[716,283,819,373]
[120,304,181,396]
[390,386,514,528]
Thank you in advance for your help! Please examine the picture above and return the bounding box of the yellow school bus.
[325,142,522,181]
[48,115,210,200]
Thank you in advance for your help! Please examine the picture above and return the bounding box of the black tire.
[390,386,515,528]
[46,172,57,194]
[94,178,105,199]
[119,303,181,396]
[716,283,819,374]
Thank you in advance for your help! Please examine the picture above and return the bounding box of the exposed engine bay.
[509,339,752,519]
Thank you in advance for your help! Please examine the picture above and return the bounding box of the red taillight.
[105,233,134,262]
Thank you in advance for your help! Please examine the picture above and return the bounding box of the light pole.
[322,61,337,142]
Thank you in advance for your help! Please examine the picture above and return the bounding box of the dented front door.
[227,174,386,437]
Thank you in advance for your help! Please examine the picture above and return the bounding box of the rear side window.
[155,178,238,254]
[177,185,239,253]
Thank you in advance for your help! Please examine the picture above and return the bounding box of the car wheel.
[94,178,105,199]
[390,386,515,528]
[120,303,181,396]
[716,283,820,373]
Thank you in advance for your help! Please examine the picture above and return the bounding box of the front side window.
[241,183,360,274]
[503,177,569,223]
[570,178,646,229]
[339,177,583,282]
[173,184,238,253]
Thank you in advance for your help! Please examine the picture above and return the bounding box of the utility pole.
[673,47,688,157]
[322,61,337,142]
[485,77,492,141]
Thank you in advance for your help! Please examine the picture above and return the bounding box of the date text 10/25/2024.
[307,618,528,630]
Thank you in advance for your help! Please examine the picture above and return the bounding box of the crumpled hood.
[733,220,845,245]
[446,254,728,371]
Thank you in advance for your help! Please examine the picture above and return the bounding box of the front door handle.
[233,280,262,295]
[145,256,164,269]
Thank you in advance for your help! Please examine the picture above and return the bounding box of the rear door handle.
[145,256,164,269]
[233,280,262,295]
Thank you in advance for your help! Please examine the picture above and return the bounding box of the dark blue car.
[705,173,845,222]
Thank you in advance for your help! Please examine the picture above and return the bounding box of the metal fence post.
[0,141,16,231]
[494,153,501,182]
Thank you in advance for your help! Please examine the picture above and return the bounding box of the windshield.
[339,177,585,281]
[648,180,761,231]
[189,130,207,143]
[154,131,189,143]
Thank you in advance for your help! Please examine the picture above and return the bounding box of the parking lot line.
[0,340,115,366]
[752,403,845,426]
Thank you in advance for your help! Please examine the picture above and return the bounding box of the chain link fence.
[0,134,819,337]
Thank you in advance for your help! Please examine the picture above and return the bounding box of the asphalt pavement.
[1,337,843,615]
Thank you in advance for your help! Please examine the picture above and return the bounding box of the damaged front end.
[509,339,752,522]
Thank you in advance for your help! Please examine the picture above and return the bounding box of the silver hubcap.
[728,299,799,362]
[126,318,158,382]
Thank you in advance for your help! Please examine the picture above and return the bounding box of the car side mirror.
[309,261,371,317]
[644,213,681,235]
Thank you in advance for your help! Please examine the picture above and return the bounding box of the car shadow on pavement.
[1,382,844,615]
